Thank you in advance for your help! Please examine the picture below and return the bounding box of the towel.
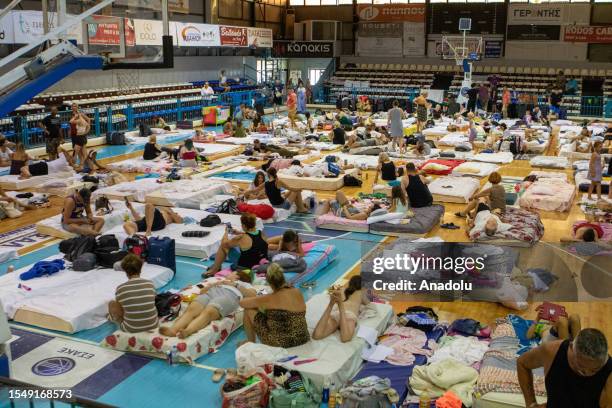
[20,259,66,280]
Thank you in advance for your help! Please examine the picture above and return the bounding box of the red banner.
[220,26,247,47]
[564,25,612,43]
[89,16,135,46]
[357,4,426,23]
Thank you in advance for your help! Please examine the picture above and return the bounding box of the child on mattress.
[159,271,257,339]
[108,254,159,333]
[317,191,382,221]
[389,185,414,218]
[62,188,105,236]
[455,171,506,218]
[467,198,513,238]
[123,202,183,237]
[313,276,369,343]
[240,263,310,348]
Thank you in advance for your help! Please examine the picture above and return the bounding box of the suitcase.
[106,131,126,145]
[147,236,176,273]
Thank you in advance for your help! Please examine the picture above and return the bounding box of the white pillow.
[422,162,451,172]
[530,185,556,196]
[367,211,404,225]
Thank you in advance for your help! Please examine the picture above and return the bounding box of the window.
[309,69,325,85]
[257,59,287,84]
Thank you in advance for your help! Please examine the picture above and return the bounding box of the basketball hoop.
[114,70,140,95]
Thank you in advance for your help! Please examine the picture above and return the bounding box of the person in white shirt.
[468,197,512,239]
[159,272,256,338]
[219,70,227,86]
[201,82,214,104]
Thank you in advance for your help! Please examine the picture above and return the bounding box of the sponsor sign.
[115,0,190,14]
[247,27,272,48]
[0,13,15,44]
[134,19,163,46]
[272,41,334,58]
[403,22,426,56]
[508,4,564,25]
[357,4,426,23]
[358,22,402,38]
[564,25,612,43]
[507,25,561,41]
[220,26,247,47]
[176,22,220,47]
[357,37,403,57]
[484,40,503,58]
[87,16,135,46]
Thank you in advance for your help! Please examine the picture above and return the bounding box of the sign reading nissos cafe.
[273,41,334,58]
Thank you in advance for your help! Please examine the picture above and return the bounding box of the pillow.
[455,164,481,174]
[370,208,388,218]
[530,185,556,196]
[422,163,451,172]
[367,211,404,225]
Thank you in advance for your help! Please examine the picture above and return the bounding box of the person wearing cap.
[61,188,105,236]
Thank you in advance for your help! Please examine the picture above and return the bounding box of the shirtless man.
[123,201,183,236]
[518,328,611,408]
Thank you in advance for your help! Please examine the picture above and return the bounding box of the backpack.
[217,198,239,215]
[337,376,398,408]
[96,234,119,250]
[65,236,97,262]
[269,367,318,408]
[343,174,362,187]
[155,292,182,319]
[124,235,149,259]
[72,252,98,272]
[106,131,126,145]
[200,214,222,227]
[327,162,341,177]
[237,203,274,220]
[221,370,273,408]
[139,123,152,137]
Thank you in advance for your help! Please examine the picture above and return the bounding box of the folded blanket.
[410,358,478,406]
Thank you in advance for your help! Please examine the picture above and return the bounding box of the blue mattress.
[286,243,338,286]
[212,170,257,181]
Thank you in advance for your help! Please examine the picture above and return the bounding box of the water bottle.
[322,377,330,404]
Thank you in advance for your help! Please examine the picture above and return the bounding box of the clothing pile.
[409,358,479,406]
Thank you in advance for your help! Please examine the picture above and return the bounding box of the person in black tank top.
[374,153,397,184]
[205,213,269,277]
[402,162,432,208]
[518,328,611,408]
[247,167,310,213]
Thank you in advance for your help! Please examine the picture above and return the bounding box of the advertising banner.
[272,41,334,58]
[134,19,163,46]
[508,4,564,25]
[220,26,248,47]
[507,25,561,41]
[403,22,425,56]
[247,27,273,48]
[175,22,220,47]
[358,22,402,38]
[0,13,14,44]
[87,16,135,46]
[357,37,403,57]
[564,25,612,43]
[357,4,426,23]
[11,11,81,44]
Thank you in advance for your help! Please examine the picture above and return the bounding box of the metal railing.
[0,376,117,408]
[0,89,268,149]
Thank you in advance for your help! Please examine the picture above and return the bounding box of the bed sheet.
[422,127,450,138]
[0,256,173,333]
[220,136,288,146]
[429,176,480,203]
[280,168,359,191]
[369,205,445,237]
[192,143,241,158]
[529,156,568,169]
[35,201,145,239]
[472,152,514,164]
[0,248,18,264]
[419,159,466,175]
[470,207,544,245]
[315,213,369,232]
[92,178,163,202]
[235,293,393,393]
[125,128,192,144]
[107,157,174,173]
[145,179,233,209]
[452,162,500,178]
[437,132,470,147]
[519,179,576,212]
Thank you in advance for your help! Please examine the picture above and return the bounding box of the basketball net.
[115,70,141,95]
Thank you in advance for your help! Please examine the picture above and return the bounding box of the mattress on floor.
[235,293,393,393]
[419,159,466,175]
[101,276,247,363]
[524,138,549,154]
[107,157,174,173]
[35,176,86,197]
[0,248,18,264]
[219,136,288,146]
[574,171,611,194]
[315,153,380,169]
[437,132,470,147]
[452,162,499,178]
[303,141,337,151]
[401,148,440,160]
[124,126,181,141]
[280,168,359,191]
[0,256,173,333]
[192,143,242,159]
[519,179,576,212]
[92,178,163,202]
[422,127,450,138]
[472,152,514,164]
[529,155,568,169]
[106,208,264,258]
[208,166,258,183]
[369,205,445,237]
[285,243,339,286]
[470,207,544,246]
[429,176,480,203]
[315,213,369,233]
[245,190,315,223]
[145,179,233,209]
[0,172,72,191]
[528,170,568,182]
[35,201,145,239]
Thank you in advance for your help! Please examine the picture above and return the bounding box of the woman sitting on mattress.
[243,171,267,200]
[160,271,257,338]
[317,191,382,221]
[455,172,506,218]
[400,162,432,208]
[204,213,269,277]
[62,188,105,236]
[108,254,159,333]
[389,185,414,218]
[240,263,310,348]
[143,135,176,161]
[247,167,310,213]
[152,116,171,132]
[331,121,346,145]
[123,202,183,237]
[178,139,199,167]
[409,139,431,157]
[374,152,399,186]
[313,276,369,343]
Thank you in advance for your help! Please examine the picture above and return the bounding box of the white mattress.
[92,178,163,202]
[0,256,173,332]
[221,136,288,145]
[0,248,18,264]
[145,179,233,209]
[528,170,568,181]
[524,138,549,154]
[438,132,471,147]
[472,152,514,164]
[422,127,450,138]
[429,176,481,203]
[452,162,499,178]
[315,153,380,169]
[0,174,54,190]
[124,126,187,143]
[192,143,240,157]
[35,201,145,239]
[246,190,315,223]
[519,179,576,212]
[106,208,264,259]
[107,158,174,173]
[235,293,393,392]
[529,156,568,169]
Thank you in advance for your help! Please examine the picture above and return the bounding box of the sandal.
[212,368,226,383]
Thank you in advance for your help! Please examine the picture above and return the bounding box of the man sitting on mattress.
[108,254,159,333]
[467,197,512,239]
[123,201,183,237]
[518,328,611,408]
[62,188,105,236]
